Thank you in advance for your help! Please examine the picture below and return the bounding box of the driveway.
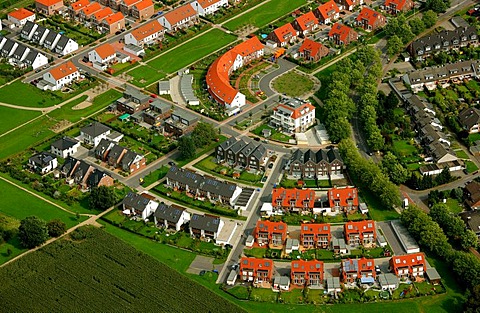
[258,58,297,97]
[377,221,407,256]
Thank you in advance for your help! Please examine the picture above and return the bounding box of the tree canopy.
[178,136,196,160]
[47,219,67,237]
[18,216,49,248]
[89,186,118,211]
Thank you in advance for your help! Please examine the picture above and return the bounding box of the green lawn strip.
[252,124,291,143]
[244,247,267,258]
[141,165,169,186]
[0,107,41,136]
[279,288,304,304]
[393,139,418,157]
[454,149,469,159]
[360,190,400,221]
[0,235,28,265]
[0,116,56,160]
[445,198,464,214]
[223,0,307,31]
[0,179,86,228]
[465,160,478,173]
[225,285,250,300]
[129,29,237,87]
[272,71,314,97]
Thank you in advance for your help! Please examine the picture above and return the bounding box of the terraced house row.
[215,137,268,170]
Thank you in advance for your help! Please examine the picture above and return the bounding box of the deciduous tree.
[47,219,67,237]
[89,186,117,211]
[18,216,49,248]
[178,136,196,160]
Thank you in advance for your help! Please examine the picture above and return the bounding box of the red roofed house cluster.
[191,0,228,17]
[328,22,358,46]
[254,220,287,247]
[328,186,359,214]
[35,0,64,16]
[239,257,274,285]
[7,8,36,27]
[382,0,414,15]
[300,223,331,249]
[341,257,376,282]
[292,11,319,37]
[158,3,199,32]
[267,23,298,47]
[356,7,386,31]
[390,252,427,279]
[337,0,364,11]
[124,20,164,47]
[272,187,316,213]
[344,220,376,247]
[314,0,340,24]
[205,36,264,116]
[68,0,126,34]
[298,38,329,62]
[40,61,79,91]
[291,260,324,287]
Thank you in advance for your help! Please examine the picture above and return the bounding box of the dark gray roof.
[407,60,480,85]
[219,137,237,150]
[29,152,56,167]
[171,108,199,124]
[108,144,126,161]
[458,107,480,129]
[251,144,266,160]
[202,176,237,198]
[24,51,40,64]
[428,141,451,160]
[94,138,113,156]
[21,21,36,37]
[190,213,221,232]
[229,139,247,154]
[121,149,142,168]
[51,136,79,150]
[240,141,258,157]
[60,156,79,176]
[124,87,150,103]
[11,44,27,60]
[291,147,343,164]
[166,166,203,189]
[1,39,16,56]
[123,192,152,212]
[154,203,185,223]
[150,99,170,113]
[460,210,480,234]
[44,30,58,46]
[87,169,110,188]
[31,26,48,43]
[55,35,70,51]
[410,26,477,57]
[72,160,91,181]
[425,268,441,281]
[81,122,111,137]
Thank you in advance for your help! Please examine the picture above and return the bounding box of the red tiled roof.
[385,0,411,11]
[300,223,331,236]
[122,0,140,6]
[328,186,358,208]
[206,37,263,105]
[390,253,426,273]
[298,38,325,57]
[49,61,78,80]
[197,0,222,8]
[70,0,89,12]
[273,102,315,119]
[328,22,357,43]
[163,3,196,26]
[255,220,287,237]
[294,11,318,31]
[344,220,376,237]
[291,260,324,274]
[8,8,35,20]
[82,2,101,16]
[271,23,297,44]
[133,0,153,11]
[36,0,63,6]
[130,20,163,40]
[272,187,316,209]
[239,257,274,279]
[93,7,113,21]
[317,0,340,20]
[356,7,384,26]
[103,12,124,24]
[94,43,115,59]
[342,257,376,277]
[345,0,354,6]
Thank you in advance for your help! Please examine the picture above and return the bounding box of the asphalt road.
[378,221,406,256]
[258,58,297,96]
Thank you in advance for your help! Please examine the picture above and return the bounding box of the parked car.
[254,137,260,141]
[268,163,273,169]
[168,161,176,166]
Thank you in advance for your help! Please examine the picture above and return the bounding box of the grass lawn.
[141,165,169,186]
[249,288,278,302]
[0,107,41,136]
[279,288,304,304]
[252,124,291,143]
[454,149,469,159]
[244,247,266,258]
[272,71,314,97]
[445,198,464,214]
[0,179,85,229]
[393,139,418,157]
[226,285,250,300]
[0,116,56,160]
[239,171,262,183]
[129,29,237,87]
[361,190,400,221]
[0,235,28,265]
[223,0,307,31]
[465,160,478,173]
[468,132,480,145]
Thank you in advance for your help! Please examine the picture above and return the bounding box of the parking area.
[378,221,407,256]
[186,255,216,274]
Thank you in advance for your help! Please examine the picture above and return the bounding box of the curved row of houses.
[205,36,264,116]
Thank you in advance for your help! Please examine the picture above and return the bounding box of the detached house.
[315,0,340,24]
[291,260,324,288]
[254,220,287,247]
[300,223,331,249]
[292,11,319,36]
[298,38,329,62]
[458,107,480,134]
[267,23,298,47]
[356,7,386,31]
[191,0,227,16]
[35,0,64,16]
[239,257,274,284]
[54,35,78,56]
[28,152,58,174]
[122,192,159,220]
[337,0,363,11]
[328,23,358,46]
[382,0,413,15]
[344,220,376,247]
[287,147,344,179]
[272,187,316,213]
[125,20,164,47]
[39,61,79,91]
[50,136,80,158]
[390,253,427,279]
[80,122,111,147]
[189,213,224,240]
[341,257,376,283]
[88,43,116,67]
[328,186,359,214]
[23,51,48,70]
[271,98,315,134]
[100,12,125,34]
[7,8,35,27]
[158,3,198,32]
[154,203,190,231]
[131,0,154,21]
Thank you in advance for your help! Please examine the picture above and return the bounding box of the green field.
[48,89,122,122]
[0,116,56,160]
[0,226,244,312]
[223,0,307,31]
[128,29,237,87]
[0,179,83,229]
[272,71,314,97]
[0,106,40,135]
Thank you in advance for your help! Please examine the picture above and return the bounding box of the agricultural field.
[272,71,314,97]
[0,107,40,135]
[128,29,237,87]
[0,226,244,312]
[223,0,307,31]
